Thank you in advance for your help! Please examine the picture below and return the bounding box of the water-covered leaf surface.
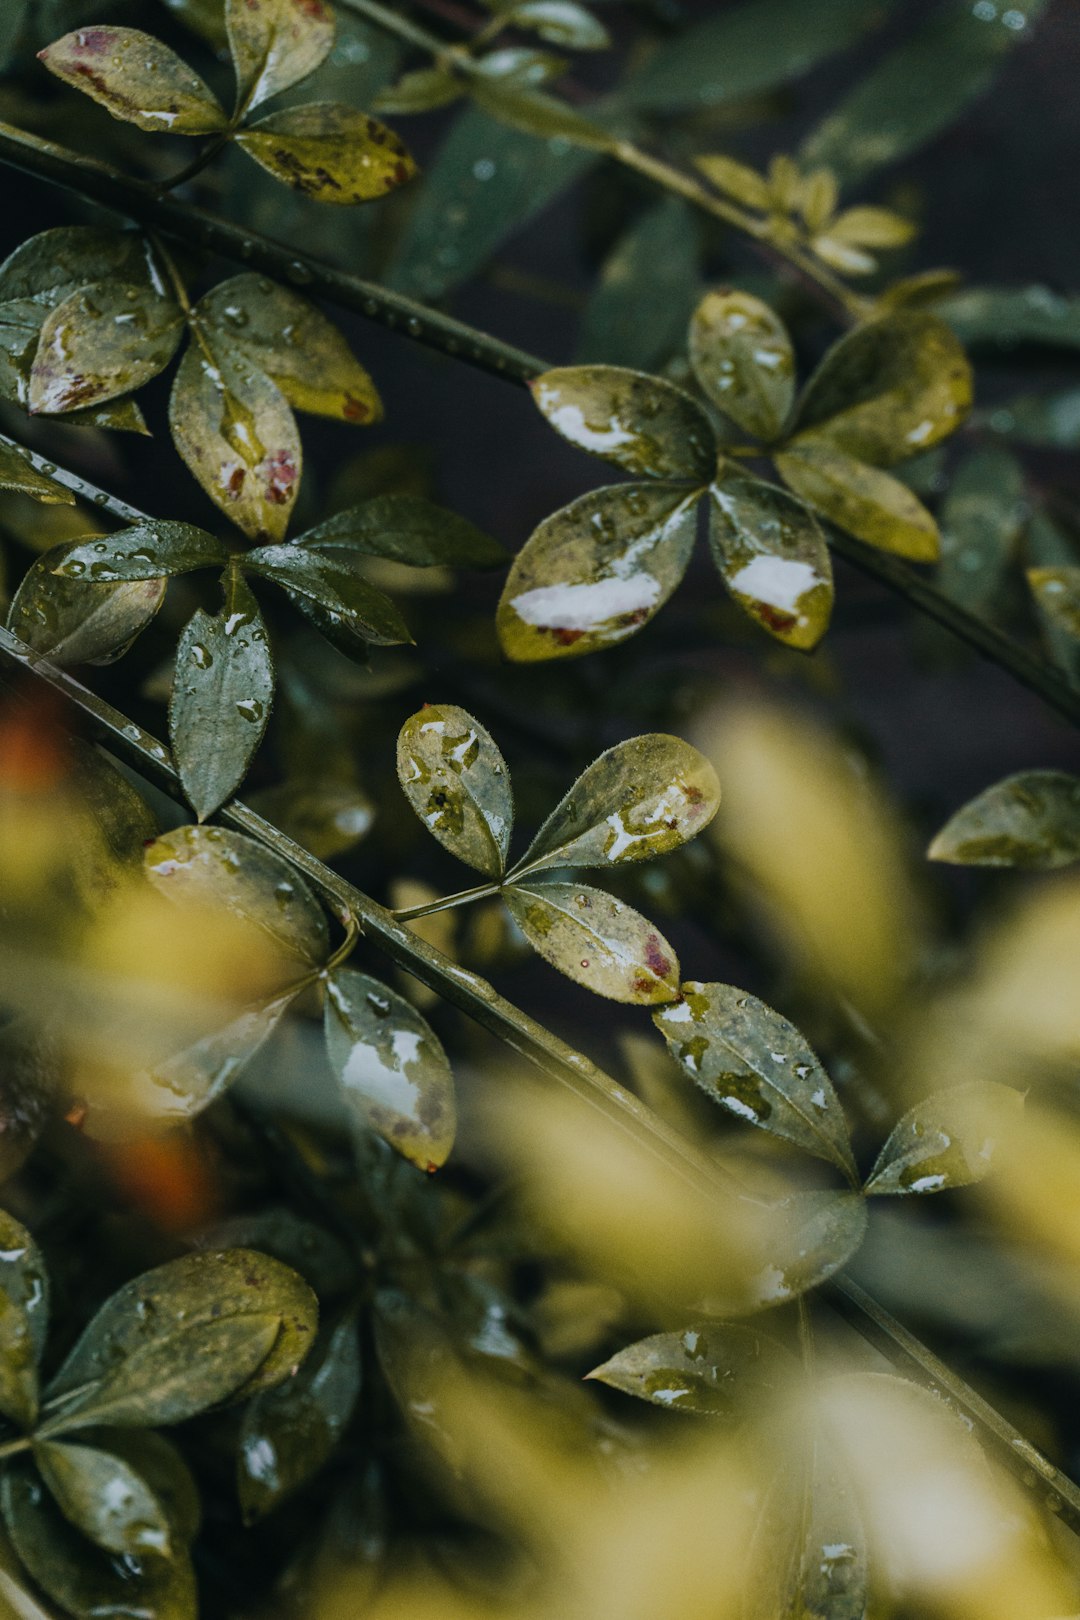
[690,289,795,442]
[33,1439,174,1560]
[529,365,716,481]
[226,0,335,112]
[39,27,227,133]
[29,275,184,418]
[244,544,411,645]
[929,770,1080,869]
[504,879,681,1003]
[299,494,506,568]
[54,523,227,583]
[7,544,166,666]
[865,1082,1024,1196]
[0,1209,48,1430]
[396,704,513,877]
[708,471,833,649]
[588,1322,794,1416]
[236,102,417,203]
[775,443,940,562]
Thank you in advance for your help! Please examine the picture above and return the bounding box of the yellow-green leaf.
[1028,565,1080,641]
[226,0,334,112]
[774,443,939,562]
[29,279,184,416]
[504,879,680,1004]
[587,1323,794,1416]
[865,1083,1024,1196]
[0,440,74,504]
[529,365,716,481]
[38,27,227,133]
[235,101,417,203]
[689,289,795,441]
[708,470,833,649]
[0,1209,48,1431]
[929,771,1080,870]
[826,205,916,250]
[694,153,771,210]
[468,77,613,149]
[396,703,513,878]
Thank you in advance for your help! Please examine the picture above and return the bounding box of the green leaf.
[1027,513,1080,684]
[52,523,227,582]
[587,1323,793,1416]
[226,0,335,111]
[1028,565,1080,642]
[374,67,463,114]
[38,27,227,133]
[0,442,74,504]
[530,365,715,481]
[0,226,150,312]
[0,1209,48,1431]
[981,386,1080,449]
[468,77,613,149]
[238,1313,361,1524]
[496,483,699,662]
[575,198,700,373]
[510,1,609,49]
[929,771,1080,870]
[504,879,680,1004]
[689,289,795,442]
[865,1082,1024,1196]
[654,983,856,1180]
[801,0,1047,185]
[243,544,411,645]
[396,703,513,878]
[33,1439,173,1560]
[298,495,506,568]
[694,153,771,210]
[235,101,417,203]
[7,545,165,666]
[774,444,940,562]
[169,332,301,541]
[746,1439,868,1620]
[749,1190,867,1309]
[510,732,720,878]
[937,447,1025,618]
[324,968,457,1171]
[473,47,571,88]
[707,471,833,650]
[198,274,382,426]
[791,313,973,467]
[68,740,159,906]
[92,1431,200,1550]
[170,576,274,821]
[143,824,329,969]
[937,284,1080,352]
[246,777,374,860]
[41,1249,318,1429]
[1,1461,197,1620]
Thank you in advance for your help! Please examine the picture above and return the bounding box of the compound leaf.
[298,495,506,567]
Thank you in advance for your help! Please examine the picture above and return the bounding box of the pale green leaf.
[1028,565,1080,642]
[689,289,795,442]
[530,364,715,481]
[748,1190,867,1309]
[374,67,463,114]
[226,0,334,112]
[505,879,680,1004]
[468,77,614,149]
[28,277,184,416]
[7,544,166,666]
[236,101,417,203]
[34,1439,173,1560]
[0,1209,48,1431]
[865,1082,1024,1196]
[708,471,833,650]
[53,523,226,582]
[928,771,1080,871]
[243,544,411,645]
[396,703,513,878]
[937,284,1080,352]
[746,1440,868,1620]
[510,1,609,49]
[826,205,916,249]
[775,444,939,562]
[38,27,227,133]
[937,447,1025,617]
[694,152,770,210]
[587,1322,793,1416]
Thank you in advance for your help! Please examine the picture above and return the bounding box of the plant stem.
[393,880,502,920]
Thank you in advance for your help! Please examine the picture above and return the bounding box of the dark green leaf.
[708,471,833,649]
[468,77,614,149]
[0,1209,48,1430]
[324,967,456,1171]
[0,227,150,311]
[775,444,940,562]
[937,447,1025,617]
[981,387,1080,448]
[1027,516,1080,682]
[0,442,74,505]
[38,27,227,133]
[226,0,334,111]
[929,771,1080,870]
[244,544,410,644]
[298,495,506,568]
[510,732,720,878]
[530,365,715,481]
[90,1431,200,1550]
[170,575,274,821]
[497,482,699,662]
[68,740,159,908]
[504,879,681,1004]
[7,545,166,666]
[937,284,1080,352]
[237,1313,361,1523]
[865,1083,1024,1196]
[0,1023,59,1187]
[235,101,417,203]
[33,1439,173,1560]
[575,198,700,373]
[689,289,795,442]
[396,703,513,877]
[587,1322,794,1416]
[52,523,226,582]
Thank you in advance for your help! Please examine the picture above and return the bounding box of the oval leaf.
[504,879,680,1004]
[654,983,856,1180]
[236,102,417,203]
[53,522,226,583]
[775,443,940,562]
[510,732,720,878]
[865,1082,1024,1196]
[749,1190,867,1310]
[170,578,274,822]
[0,440,74,504]
[512,0,609,48]
[587,1322,794,1416]
[38,27,227,132]
[746,1441,868,1620]
[689,289,795,441]
[396,704,513,878]
[530,365,716,481]
[1028,564,1080,642]
[929,770,1080,870]
[468,79,614,149]
[324,968,457,1171]
[708,471,833,650]
[8,544,165,666]
[791,312,973,467]
[34,1439,173,1560]
[0,1209,48,1430]
[226,0,335,111]
[298,494,506,568]
[243,544,411,646]
[29,279,184,417]
[497,482,698,662]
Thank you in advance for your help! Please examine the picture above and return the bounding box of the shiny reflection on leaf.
[708,471,833,649]
[865,1082,1023,1196]
[775,442,940,562]
[689,288,795,441]
[396,703,513,877]
[505,879,681,1004]
[530,365,716,482]
[588,1321,795,1417]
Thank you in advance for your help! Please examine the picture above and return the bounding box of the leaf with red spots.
[29,277,185,417]
[235,101,417,204]
[504,879,680,1004]
[226,0,335,113]
[707,468,833,651]
[199,274,381,427]
[168,330,302,541]
[39,27,227,134]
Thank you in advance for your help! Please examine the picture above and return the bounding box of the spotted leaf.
[38,27,227,133]
[865,1082,1024,1196]
[530,365,716,482]
[396,704,513,878]
[235,102,417,203]
[689,289,795,442]
[708,470,833,650]
[504,879,680,1004]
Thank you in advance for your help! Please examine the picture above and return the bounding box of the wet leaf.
[689,289,795,441]
[238,1312,361,1523]
[929,771,1080,870]
[99,1431,200,1549]
[236,101,417,203]
[749,1190,867,1309]
[791,312,973,466]
[396,703,513,878]
[144,824,329,969]
[511,1,609,49]
[170,333,301,541]
[68,740,158,906]
[298,494,506,568]
[33,1439,173,1560]
[708,471,833,649]
[38,27,227,133]
[199,274,382,426]
[529,365,715,482]
[226,0,335,111]
[53,523,226,582]
[170,575,274,821]
[1028,565,1080,641]
[576,197,700,373]
[511,732,719,878]
[468,77,613,149]
[504,879,680,1004]
[587,1322,793,1416]
[865,1082,1024,1196]
[40,1249,318,1431]
[937,446,1024,617]
[746,1437,868,1620]
[653,982,857,1180]
[0,441,74,504]
[0,1208,48,1430]
[243,544,411,644]
[497,482,699,662]
[324,967,457,1171]
[7,544,166,666]
[774,443,940,562]
[1,1461,196,1620]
